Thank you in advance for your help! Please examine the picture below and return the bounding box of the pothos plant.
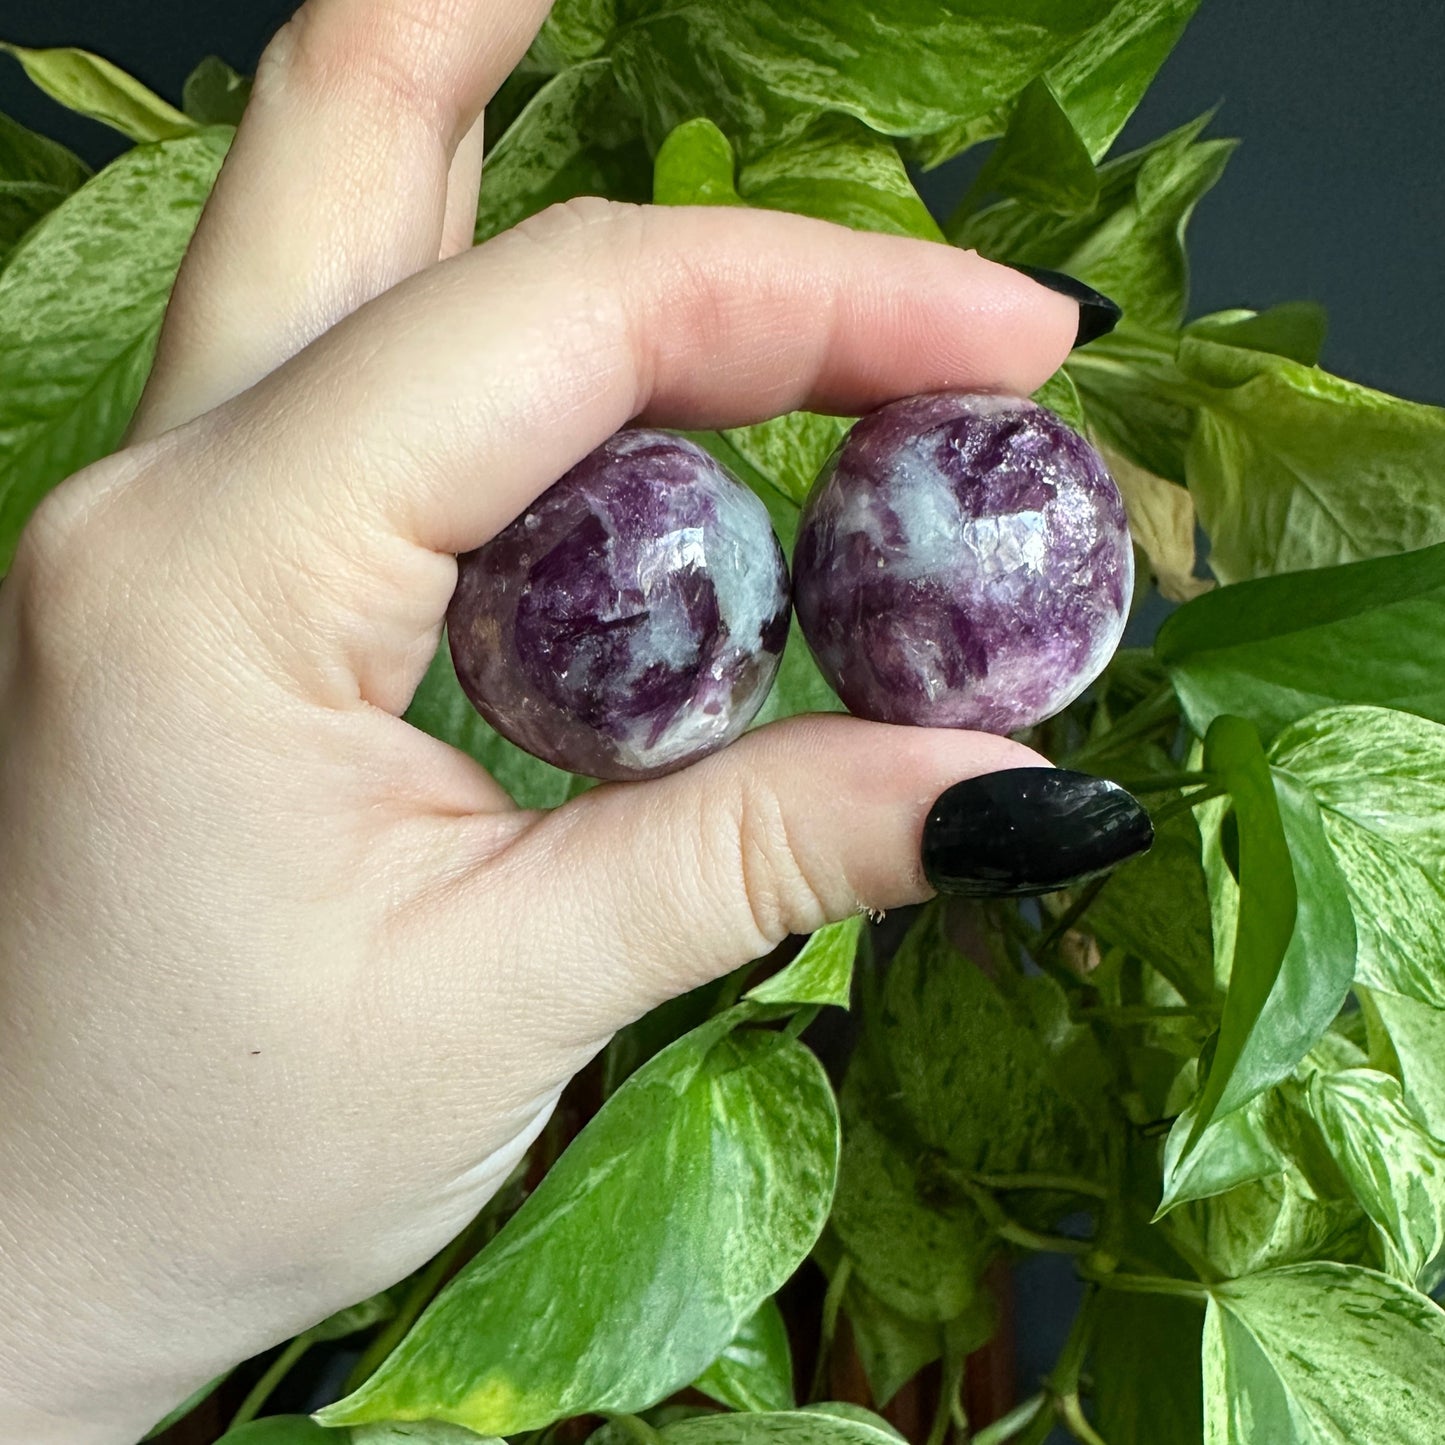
[3,3,1445,1443]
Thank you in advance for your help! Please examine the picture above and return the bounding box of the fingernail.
[1007,264,1122,348]
[921,769,1153,898]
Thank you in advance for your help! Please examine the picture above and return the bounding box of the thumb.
[484,714,1152,1037]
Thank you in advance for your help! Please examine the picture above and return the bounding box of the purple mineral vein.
[448,429,791,781]
[793,392,1133,734]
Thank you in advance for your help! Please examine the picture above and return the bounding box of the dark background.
[3,0,1445,403]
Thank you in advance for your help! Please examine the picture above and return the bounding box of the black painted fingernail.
[1008,264,1122,348]
[921,769,1152,898]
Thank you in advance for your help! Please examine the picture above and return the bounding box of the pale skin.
[0,2,1083,1439]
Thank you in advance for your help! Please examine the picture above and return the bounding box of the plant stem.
[1065,684,1180,769]
[808,1256,852,1403]
[1077,1267,1208,1301]
[928,1341,967,1445]
[785,1005,821,1041]
[950,1174,1093,1255]
[227,1337,310,1430]
[970,1393,1046,1445]
[1104,770,1215,794]
[342,1206,495,1394]
[1036,875,1112,959]
[1047,1287,1098,1395]
[967,1171,1110,1200]
[1058,1393,1110,1445]
[1148,783,1228,830]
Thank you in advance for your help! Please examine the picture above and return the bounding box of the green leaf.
[958,114,1235,331]
[964,78,1098,217]
[834,1265,947,1407]
[533,0,616,68]
[798,1405,904,1440]
[351,1426,499,1444]
[1367,991,1445,1141]
[1184,302,1327,367]
[1270,706,1445,1008]
[738,115,941,241]
[653,117,743,206]
[1203,1264,1445,1444]
[1161,720,1357,1197]
[1158,542,1445,741]
[831,907,1107,1319]
[746,915,861,1009]
[1066,326,1200,484]
[605,1,1116,158]
[601,973,737,1098]
[404,635,578,809]
[1041,0,1204,162]
[0,44,194,143]
[1302,1068,1445,1289]
[1092,1292,1204,1445]
[0,109,90,264]
[693,1298,796,1412]
[1189,718,1298,1140]
[182,56,252,127]
[720,412,851,509]
[215,1421,336,1445]
[0,127,231,574]
[1179,338,1445,582]
[649,1408,903,1445]
[1032,368,1087,432]
[474,60,650,245]
[1182,1165,1370,1282]
[655,112,940,244]
[1159,1091,1286,1214]
[316,1018,839,1432]
[1086,805,1214,1003]
[830,1099,991,1322]
[1167,1086,1371,1276]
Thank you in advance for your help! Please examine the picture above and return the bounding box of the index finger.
[242,201,1084,560]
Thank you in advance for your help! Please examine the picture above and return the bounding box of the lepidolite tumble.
[792,393,1133,734]
[447,430,791,781]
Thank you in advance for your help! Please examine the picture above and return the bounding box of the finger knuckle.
[731,777,833,951]
[254,3,452,131]
[509,195,644,251]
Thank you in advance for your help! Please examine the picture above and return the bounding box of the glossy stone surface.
[448,430,791,781]
[793,392,1133,734]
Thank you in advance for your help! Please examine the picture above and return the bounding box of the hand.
[0,2,1083,1439]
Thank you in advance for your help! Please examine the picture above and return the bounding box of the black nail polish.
[1008,264,1122,348]
[921,769,1153,898]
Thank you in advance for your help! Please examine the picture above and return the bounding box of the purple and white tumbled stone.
[792,392,1133,734]
[447,430,791,781]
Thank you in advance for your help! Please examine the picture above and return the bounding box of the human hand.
[0,2,1102,1439]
